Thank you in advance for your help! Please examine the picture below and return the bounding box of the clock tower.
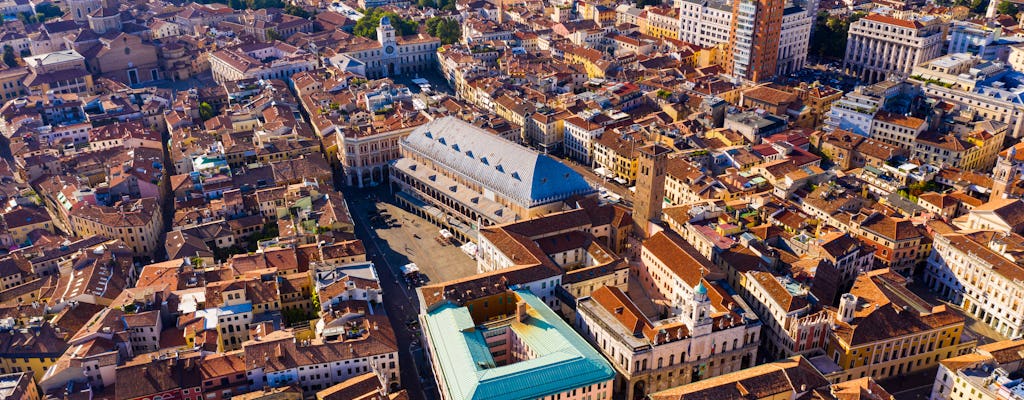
[378,16,398,76]
[378,16,397,54]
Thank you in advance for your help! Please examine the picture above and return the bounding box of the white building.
[869,111,927,150]
[930,340,1024,400]
[948,21,1024,62]
[843,14,944,84]
[824,75,917,134]
[676,0,733,47]
[0,0,31,18]
[777,6,813,77]
[953,198,1024,234]
[245,321,400,393]
[576,231,761,400]
[913,56,1024,139]
[924,229,1024,339]
[563,114,605,165]
[334,17,441,79]
[740,271,830,361]
[122,310,162,355]
[313,262,382,311]
[208,42,315,83]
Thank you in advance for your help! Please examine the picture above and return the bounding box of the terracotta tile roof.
[873,111,925,130]
[649,356,830,400]
[974,198,1024,229]
[743,86,798,106]
[858,214,921,241]
[122,310,160,328]
[861,13,924,29]
[831,377,895,400]
[115,354,203,400]
[642,231,716,287]
[242,319,397,373]
[198,351,247,380]
[977,339,1024,364]
[749,271,807,313]
[590,286,650,336]
[320,240,366,260]
[832,269,963,346]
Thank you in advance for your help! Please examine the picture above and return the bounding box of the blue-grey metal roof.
[401,117,595,207]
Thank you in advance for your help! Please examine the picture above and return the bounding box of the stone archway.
[372,165,384,184]
[632,379,647,400]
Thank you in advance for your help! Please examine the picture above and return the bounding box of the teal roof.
[424,290,615,400]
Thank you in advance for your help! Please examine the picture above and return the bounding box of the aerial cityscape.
[0,0,1024,398]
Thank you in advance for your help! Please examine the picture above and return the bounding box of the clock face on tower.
[385,45,395,55]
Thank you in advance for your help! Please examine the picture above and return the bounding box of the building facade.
[67,198,164,257]
[390,117,595,240]
[925,230,1024,339]
[843,14,943,84]
[727,0,784,82]
[335,17,441,79]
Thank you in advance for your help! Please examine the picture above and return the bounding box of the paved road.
[549,153,634,204]
[335,175,438,400]
[879,368,936,400]
[891,384,932,400]
[906,274,1007,345]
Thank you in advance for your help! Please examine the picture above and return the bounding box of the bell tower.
[993,146,1018,199]
[682,281,713,336]
[633,144,670,238]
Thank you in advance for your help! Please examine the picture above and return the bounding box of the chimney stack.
[515,301,528,323]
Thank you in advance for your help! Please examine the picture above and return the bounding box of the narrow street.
[334,172,438,400]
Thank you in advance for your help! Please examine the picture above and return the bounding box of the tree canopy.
[998,0,1018,18]
[636,0,660,8]
[425,17,461,44]
[353,8,418,39]
[199,102,215,122]
[2,46,16,68]
[35,3,63,20]
[809,11,865,60]
[418,0,456,11]
[283,4,312,18]
[266,29,282,41]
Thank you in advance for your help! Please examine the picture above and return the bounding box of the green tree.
[809,11,865,60]
[310,288,321,311]
[425,17,461,44]
[998,0,1018,17]
[636,0,660,8]
[970,0,988,14]
[3,46,16,68]
[283,4,312,18]
[353,8,418,39]
[417,0,455,10]
[34,3,63,21]
[16,12,34,24]
[246,0,286,8]
[199,102,215,121]
[266,28,282,41]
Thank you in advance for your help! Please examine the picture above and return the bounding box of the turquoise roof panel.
[423,290,615,400]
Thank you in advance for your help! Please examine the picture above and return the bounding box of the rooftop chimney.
[515,300,528,323]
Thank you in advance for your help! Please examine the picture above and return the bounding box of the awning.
[401,263,419,275]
